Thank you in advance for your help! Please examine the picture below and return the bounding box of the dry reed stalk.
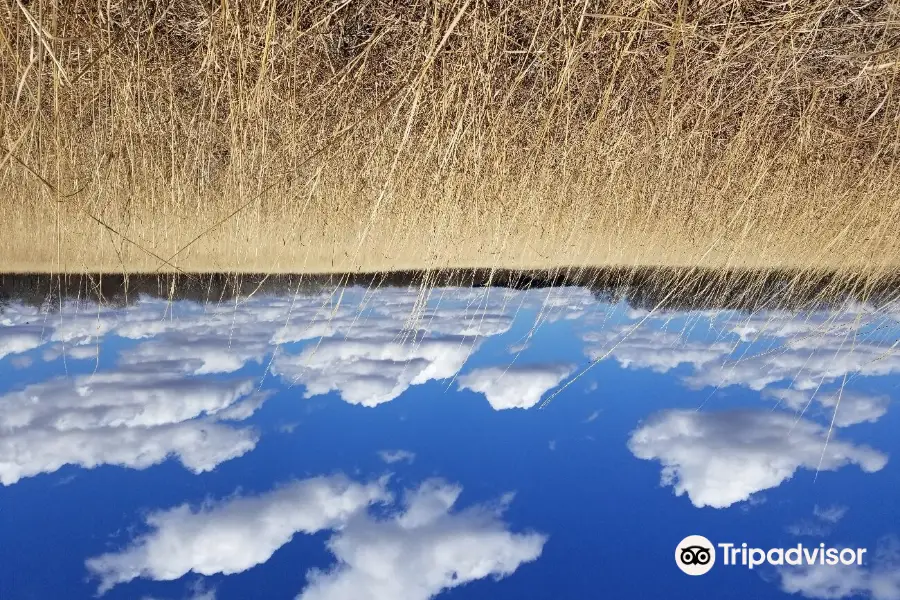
[1,0,899,277]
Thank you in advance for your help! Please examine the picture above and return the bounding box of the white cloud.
[0,419,258,486]
[507,341,530,354]
[379,450,416,464]
[67,345,100,360]
[682,308,900,393]
[189,589,216,600]
[266,288,527,407]
[120,337,267,375]
[457,364,575,410]
[1,287,586,416]
[778,536,900,599]
[525,287,596,325]
[0,287,549,484]
[814,504,848,524]
[0,326,44,361]
[0,359,264,485]
[818,393,889,428]
[86,476,546,600]
[273,338,480,407]
[86,475,391,593]
[112,298,309,375]
[727,310,862,343]
[767,389,890,428]
[267,287,531,407]
[45,308,120,345]
[185,583,216,600]
[297,479,547,600]
[0,367,259,431]
[212,391,271,422]
[42,344,63,362]
[628,409,887,508]
[684,340,900,392]
[767,388,817,411]
[583,308,898,429]
[410,308,516,338]
[582,329,732,374]
[787,504,848,537]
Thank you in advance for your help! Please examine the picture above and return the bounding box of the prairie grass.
[2,0,900,276]
[4,267,900,309]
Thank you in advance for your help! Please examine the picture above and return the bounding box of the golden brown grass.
[2,0,900,275]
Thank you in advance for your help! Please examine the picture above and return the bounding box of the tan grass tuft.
[1,0,899,276]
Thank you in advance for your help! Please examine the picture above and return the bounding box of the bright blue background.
[0,291,897,600]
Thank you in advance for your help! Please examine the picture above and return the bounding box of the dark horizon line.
[1,266,898,312]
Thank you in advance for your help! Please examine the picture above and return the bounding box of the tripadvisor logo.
[675,535,868,576]
[676,535,716,575]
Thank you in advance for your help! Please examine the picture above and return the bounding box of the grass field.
[2,0,900,275]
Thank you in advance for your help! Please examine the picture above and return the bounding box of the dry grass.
[2,0,900,275]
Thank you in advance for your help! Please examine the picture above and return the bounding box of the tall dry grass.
[2,0,900,275]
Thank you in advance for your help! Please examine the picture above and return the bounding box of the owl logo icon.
[676,535,716,575]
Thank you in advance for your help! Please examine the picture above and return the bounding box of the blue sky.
[0,286,898,600]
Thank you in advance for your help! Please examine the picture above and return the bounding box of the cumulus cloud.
[0,419,258,486]
[684,340,900,392]
[291,287,599,405]
[582,329,732,374]
[211,392,270,422]
[86,475,391,593]
[583,307,898,429]
[86,476,546,600]
[457,364,575,410]
[0,326,44,361]
[274,338,480,407]
[682,308,900,393]
[67,345,100,360]
[816,392,889,428]
[269,287,529,407]
[727,310,862,343]
[778,536,900,600]
[379,450,416,464]
[0,286,541,482]
[628,409,887,508]
[120,337,268,375]
[112,297,313,374]
[525,287,597,325]
[44,308,121,345]
[2,286,586,414]
[42,344,64,362]
[0,358,264,485]
[767,389,890,428]
[297,479,547,600]
[0,366,259,432]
